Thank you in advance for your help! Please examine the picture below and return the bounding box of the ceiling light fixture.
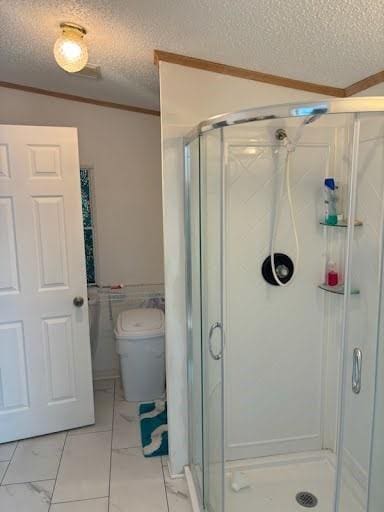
[54,22,88,73]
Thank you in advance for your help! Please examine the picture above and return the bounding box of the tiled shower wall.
[224,116,383,508]
[224,123,334,460]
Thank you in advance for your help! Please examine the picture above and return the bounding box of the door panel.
[0,197,19,294]
[42,315,76,404]
[185,138,204,500]
[0,321,28,411]
[336,114,384,511]
[33,196,69,289]
[0,125,94,443]
[0,144,10,178]
[28,144,61,178]
[200,130,225,512]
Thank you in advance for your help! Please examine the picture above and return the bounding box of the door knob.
[73,296,84,307]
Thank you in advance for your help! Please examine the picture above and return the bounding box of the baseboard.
[166,458,185,479]
[92,369,120,381]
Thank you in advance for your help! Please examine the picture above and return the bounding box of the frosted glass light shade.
[54,26,88,73]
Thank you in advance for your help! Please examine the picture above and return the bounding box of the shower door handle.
[208,322,223,360]
[352,348,362,394]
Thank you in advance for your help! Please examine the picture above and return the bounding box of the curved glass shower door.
[185,129,225,512]
[185,137,204,501]
[336,113,384,512]
[200,129,225,512]
[185,99,384,512]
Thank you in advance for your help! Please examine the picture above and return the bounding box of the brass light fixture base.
[59,22,87,35]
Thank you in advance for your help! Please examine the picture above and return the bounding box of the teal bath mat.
[139,400,168,457]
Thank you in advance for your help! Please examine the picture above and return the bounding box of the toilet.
[114,308,165,402]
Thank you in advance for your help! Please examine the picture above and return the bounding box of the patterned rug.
[139,400,168,457]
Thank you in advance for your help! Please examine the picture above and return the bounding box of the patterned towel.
[139,400,168,457]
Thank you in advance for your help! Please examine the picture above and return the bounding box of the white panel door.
[0,125,94,443]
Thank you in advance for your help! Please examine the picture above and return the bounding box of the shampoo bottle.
[324,178,338,225]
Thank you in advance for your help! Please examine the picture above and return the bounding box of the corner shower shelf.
[319,220,363,227]
[318,283,360,295]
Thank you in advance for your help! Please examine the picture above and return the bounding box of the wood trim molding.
[154,50,346,97]
[0,81,160,117]
[344,70,384,97]
[1,56,383,117]
[154,50,384,98]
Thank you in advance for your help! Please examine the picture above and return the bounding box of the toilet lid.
[115,308,165,339]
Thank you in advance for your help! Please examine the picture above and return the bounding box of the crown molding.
[154,50,346,97]
[344,70,384,97]
[0,81,160,117]
[154,50,384,98]
[2,56,383,118]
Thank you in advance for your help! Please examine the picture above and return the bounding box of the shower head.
[303,107,327,125]
[275,112,323,141]
[304,113,323,125]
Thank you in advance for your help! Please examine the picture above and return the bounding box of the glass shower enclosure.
[184,98,384,512]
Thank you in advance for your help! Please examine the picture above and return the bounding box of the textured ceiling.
[1,0,383,110]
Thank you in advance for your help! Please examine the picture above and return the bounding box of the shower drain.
[296,491,318,508]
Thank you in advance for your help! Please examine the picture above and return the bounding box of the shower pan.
[184,98,384,512]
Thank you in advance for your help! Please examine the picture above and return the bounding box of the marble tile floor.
[0,379,192,512]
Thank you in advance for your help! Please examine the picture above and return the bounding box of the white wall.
[0,87,163,287]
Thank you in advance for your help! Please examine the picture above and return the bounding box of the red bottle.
[327,261,339,287]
